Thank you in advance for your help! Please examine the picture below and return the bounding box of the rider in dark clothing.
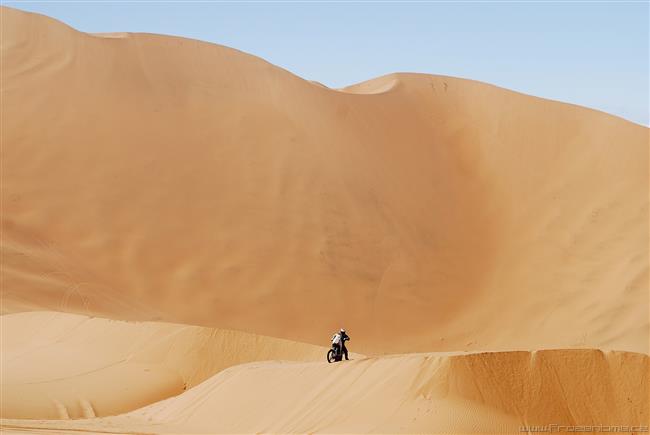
[339,329,350,360]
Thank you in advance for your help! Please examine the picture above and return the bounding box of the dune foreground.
[2,344,648,434]
[1,6,649,434]
[0,311,328,420]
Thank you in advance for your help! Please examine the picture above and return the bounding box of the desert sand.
[1,6,648,434]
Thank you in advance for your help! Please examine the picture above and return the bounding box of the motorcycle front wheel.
[327,349,336,363]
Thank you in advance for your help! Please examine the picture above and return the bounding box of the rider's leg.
[343,344,349,360]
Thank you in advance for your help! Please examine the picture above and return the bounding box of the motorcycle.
[326,337,349,363]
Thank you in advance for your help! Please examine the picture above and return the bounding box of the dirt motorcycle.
[326,337,349,363]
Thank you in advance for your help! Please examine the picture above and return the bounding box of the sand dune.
[2,6,647,355]
[1,5,649,434]
[1,311,328,419]
[2,349,648,433]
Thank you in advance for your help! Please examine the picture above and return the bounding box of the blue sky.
[4,1,649,125]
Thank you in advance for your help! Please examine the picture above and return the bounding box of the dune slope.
[0,311,327,419]
[2,6,647,355]
[2,349,648,434]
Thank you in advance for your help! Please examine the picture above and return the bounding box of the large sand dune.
[1,6,649,434]
[2,6,647,355]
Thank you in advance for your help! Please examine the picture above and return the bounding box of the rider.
[331,328,350,360]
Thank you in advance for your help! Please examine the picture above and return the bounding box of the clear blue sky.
[4,1,649,125]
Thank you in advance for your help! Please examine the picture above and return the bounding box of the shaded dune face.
[1,6,648,356]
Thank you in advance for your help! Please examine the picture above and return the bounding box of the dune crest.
[90,32,130,39]
[338,73,401,94]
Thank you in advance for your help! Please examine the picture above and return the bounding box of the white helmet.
[340,328,345,333]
